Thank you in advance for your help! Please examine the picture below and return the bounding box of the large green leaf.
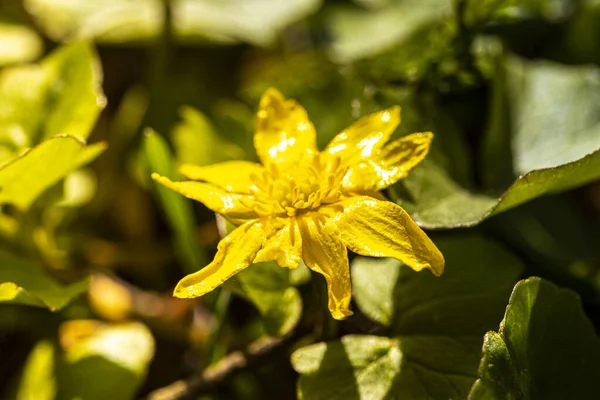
[143,129,206,274]
[226,261,308,336]
[0,22,43,66]
[16,322,155,400]
[0,42,105,157]
[293,236,524,399]
[393,56,600,229]
[25,0,322,47]
[0,135,106,210]
[0,250,89,311]
[507,57,600,175]
[469,278,600,400]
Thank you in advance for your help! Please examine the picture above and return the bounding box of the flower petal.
[341,132,433,192]
[179,161,264,194]
[325,196,444,276]
[151,173,257,222]
[174,221,265,298]
[254,217,302,268]
[254,88,317,166]
[298,213,352,320]
[324,106,400,165]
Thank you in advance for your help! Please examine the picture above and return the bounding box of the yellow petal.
[179,161,264,194]
[325,196,444,276]
[254,88,317,166]
[254,217,302,268]
[298,213,352,320]
[324,106,401,165]
[151,173,257,222]
[341,132,433,192]
[174,221,265,298]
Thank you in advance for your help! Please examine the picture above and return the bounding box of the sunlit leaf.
[55,169,98,207]
[16,322,155,400]
[0,22,43,66]
[58,321,155,400]
[144,129,206,273]
[469,278,600,400]
[0,135,106,210]
[0,250,89,311]
[16,341,56,400]
[25,0,322,47]
[294,236,524,399]
[0,42,105,156]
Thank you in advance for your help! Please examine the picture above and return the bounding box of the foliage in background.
[1,0,600,399]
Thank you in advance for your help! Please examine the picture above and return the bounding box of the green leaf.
[171,106,244,166]
[396,160,497,229]
[394,57,600,229]
[0,135,106,210]
[469,278,600,400]
[58,322,155,400]
[0,42,105,155]
[144,129,206,274]
[0,22,43,66]
[16,322,155,400]
[463,0,519,29]
[25,0,322,47]
[292,335,402,400]
[325,1,451,63]
[293,236,524,399]
[0,250,90,311]
[16,341,56,400]
[226,261,305,336]
[350,257,399,326]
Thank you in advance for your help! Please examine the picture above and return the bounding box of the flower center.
[248,154,347,217]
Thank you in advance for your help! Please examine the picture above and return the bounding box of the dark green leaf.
[294,236,524,399]
[469,278,600,400]
[463,0,519,29]
[226,261,305,336]
[0,250,89,311]
[394,57,600,229]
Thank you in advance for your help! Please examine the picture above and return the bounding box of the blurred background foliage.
[1,0,600,399]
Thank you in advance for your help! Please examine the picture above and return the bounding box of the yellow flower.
[152,89,444,320]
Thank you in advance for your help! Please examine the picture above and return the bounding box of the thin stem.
[203,290,232,366]
[146,328,306,400]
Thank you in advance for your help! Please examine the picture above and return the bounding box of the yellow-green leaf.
[0,135,106,210]
[0,42,105,156]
